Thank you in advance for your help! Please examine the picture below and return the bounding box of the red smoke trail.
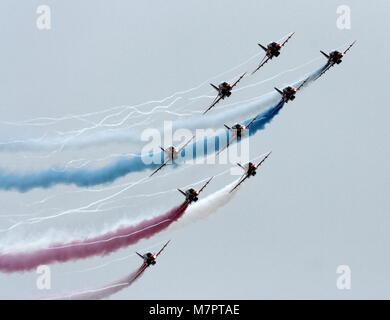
[0,202,188,273]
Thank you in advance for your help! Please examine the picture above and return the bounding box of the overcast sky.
[0,0,389,299]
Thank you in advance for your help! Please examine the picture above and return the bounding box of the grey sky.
[0,0,389,299]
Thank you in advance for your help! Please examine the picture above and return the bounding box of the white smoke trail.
[0,176,149,234]
[10,50,261,128]
[0,50,262,153]
[166,179,239,233]
[66,240,168,274]
[2,38,351,154]
[0,148,268,242]
[151,61,326,133]
[0,172,234,253]
[0,98,182,153]
[33,177,240,268]
[0,53,321,153]
[41,265,147,300]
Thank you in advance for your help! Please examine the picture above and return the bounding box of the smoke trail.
[43,264,147,300]
[46,175,241,300]
[0,102,283,192]
[0,50,263,153]
[0,98,279,192]
[0,98,185,153]
[0,98,284,192]
[4,50,263,129]
[0,90,278,155]
[0,59,326,153]
[0,63,328,192]
[0,202,188,273]
[63,157,267,276]
[165,179,239,233]
[0,154,159,192]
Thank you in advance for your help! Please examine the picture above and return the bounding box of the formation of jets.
[202,35,355,114]
[133,152,271,274]
[144,33,355,217]
[202,32,296,115]
[131,34,355,290]
[145,34,356,194]
[146,34,355,198]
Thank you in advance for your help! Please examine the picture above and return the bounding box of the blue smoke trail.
[0,64,328,192]
[0,157,159,192]
[247,101,284,134]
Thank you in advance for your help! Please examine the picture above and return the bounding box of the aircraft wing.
[230,72,246,89]
[245,115,259,129]
[203,95,223,115]
[320,50,330,59]
[149,158,169,177]
[177,189,186,196]
[255,151,272,168]
[237,162,249,172]
[136,252,144,259]
[280,32,295,47]
[314,63,333,81]
[216,134,236,156]
[178,136,195,153]
[210,83,219,91]
[274,87,284,95]
[343,41,356,55]
[296,78,309,91]
[216,144,228,157]
[251,56,270,75]
[133,263,149,281]
[198,176,214,194]
[156,240,171,257]
[229,175,249,193]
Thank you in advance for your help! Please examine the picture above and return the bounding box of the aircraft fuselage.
[185,188,199,203]
[247,163,257,177]
[266,42,282,58]
[329,51,343,64]
[166,146,179,161]
[282,86,297,102]
[218,82,233,97]
[143,252,157,266]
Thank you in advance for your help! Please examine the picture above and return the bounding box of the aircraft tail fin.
[258,44,267,51]
[236,162,245,170]
[177,189,186,196]
[210,84,219,91]
[136,252,144,260]
[274,87,283,95]
[320,50,329,59]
